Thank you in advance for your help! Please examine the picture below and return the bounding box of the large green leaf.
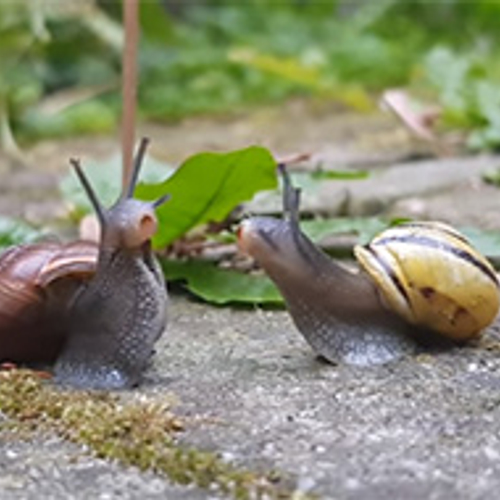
[161,258,283,305]
[60,146,277,249]
[136,146,277,247]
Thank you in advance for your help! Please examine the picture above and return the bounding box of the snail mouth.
[120,212,158,249]
[138,214,157,240]
[236,220,254,255]
[235,224,244,241]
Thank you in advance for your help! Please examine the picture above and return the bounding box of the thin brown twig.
[276,152,312,167]
[121,0,139,191]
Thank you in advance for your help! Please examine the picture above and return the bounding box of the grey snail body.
[0,138,169,389]
[238,166,500,366]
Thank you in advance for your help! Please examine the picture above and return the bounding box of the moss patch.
[0,369,314,500]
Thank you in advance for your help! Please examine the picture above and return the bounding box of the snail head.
[70,138,170,250]
[238,164,319,279]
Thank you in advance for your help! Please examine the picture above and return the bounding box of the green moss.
[0,369,314,500]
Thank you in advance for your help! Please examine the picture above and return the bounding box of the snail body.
[0,139,169,389]
[237,166,500,366]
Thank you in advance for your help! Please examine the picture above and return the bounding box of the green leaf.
[424,46,471,115]
[475,80,500,128]
[140,1,174,45]
[301,216,388,245]
[482,167,500,186]
[459,226,500,260]
[0,216,46,249]
[20,100,118,140]
[161,258,283,305]
[136,146,277,248]
[60,146,277,249]
[309,169,369,181]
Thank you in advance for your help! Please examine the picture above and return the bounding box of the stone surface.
[146,297,500,500]
[0,435,209,500]
[6,296,500,500]
[248,154,500,217]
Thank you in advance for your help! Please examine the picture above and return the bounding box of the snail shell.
[0,241,98,363]
[355,222,500,341]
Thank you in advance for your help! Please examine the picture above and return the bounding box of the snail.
[0,138,169,389]
[237,165,500,366]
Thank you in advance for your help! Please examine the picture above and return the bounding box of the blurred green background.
[3,0,500,150]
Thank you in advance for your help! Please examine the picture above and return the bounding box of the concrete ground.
[3,103,500,499]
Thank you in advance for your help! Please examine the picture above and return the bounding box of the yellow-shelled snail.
[237,165,500,366]
[355,222,499,341]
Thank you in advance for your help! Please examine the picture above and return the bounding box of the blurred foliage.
[1,1,121,143]
[420,46,500,150]
[0,216,47,249]
[3,0,500,149]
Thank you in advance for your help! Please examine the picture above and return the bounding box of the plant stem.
[121,0,139,192]
[0,103,22,159]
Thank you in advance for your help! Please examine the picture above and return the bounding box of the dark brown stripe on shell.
[363,245,412,308]
[374,234,499,287]
[398,222,470,245]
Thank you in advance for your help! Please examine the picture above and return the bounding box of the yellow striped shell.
[354,222,500,340]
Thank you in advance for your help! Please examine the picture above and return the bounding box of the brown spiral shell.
[0,241,98,363]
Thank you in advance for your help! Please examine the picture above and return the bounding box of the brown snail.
[237,165,500,366]
[0,138,169,389]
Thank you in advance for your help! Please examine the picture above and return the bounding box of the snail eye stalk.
[278,163,301,232]
[125,137,150,199]
[70,158,105,227]
[152,193,171,209]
